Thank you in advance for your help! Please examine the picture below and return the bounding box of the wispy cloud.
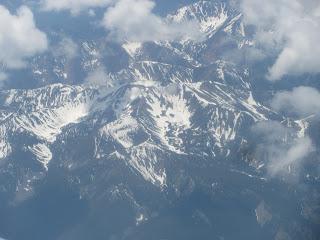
[241,0,320,80]
[252,121,314,180]
[41,0,112,15]
[85,66,112,86]
[271,86,320,117]
[0,72,7,82]
[53,37,79,60]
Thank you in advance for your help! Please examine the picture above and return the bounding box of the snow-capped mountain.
[0,1,319,240]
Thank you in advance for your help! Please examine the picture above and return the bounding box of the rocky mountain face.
[0,1,319,240]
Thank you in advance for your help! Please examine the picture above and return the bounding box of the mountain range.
[0,1,319,240]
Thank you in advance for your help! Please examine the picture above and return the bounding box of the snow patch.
[0,138,11,160]
[146,86,192,153]
[122,42,142,57]
[100,116,140,149]
[295,119,310,138]
[28,143,52,170]
[14,103,89,142]
[130,143,167,187]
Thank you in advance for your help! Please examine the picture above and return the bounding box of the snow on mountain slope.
[162,1,250,67]
[0,68,271,189]
[28,143,52,171]
[170,0,231,37]
[86,74,272,186]
[129,142,167,187]
[0,132,11,160]
[0,84,97,169]
[95,83,193,186]
[113,61,194,84]
[122,42,142,58]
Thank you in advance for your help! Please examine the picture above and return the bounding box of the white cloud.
[0,71,7,88]
[0,5,48,70]
[271,86,320,116]
[53,37,78,60]
[102,0,203,42]
[0,72,7,82]
[88,9,96,17]
[85,67,112,87]
[269,136,313,177]
[41,0,203,42]
[241,0,320,80]
[41,0,113,15]
[253,121,314,179]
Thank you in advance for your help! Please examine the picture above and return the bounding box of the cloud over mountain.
[253,121,314,179]
[53,37,79,60]
[241,0,320,80]
[271,86,320,117]
[102,0,203,42]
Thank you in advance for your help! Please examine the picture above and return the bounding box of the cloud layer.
[41,0,112,15]
[0,5,48,70]
[241,0,320,80]
[271,86,320,117]
[102,0,203,42]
